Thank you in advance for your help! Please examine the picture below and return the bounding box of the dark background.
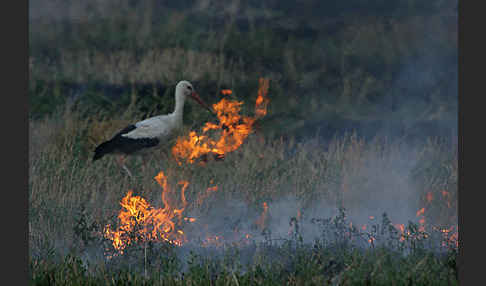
[29,0,458,143]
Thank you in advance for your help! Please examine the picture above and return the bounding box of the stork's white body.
[123,110,182,140]
[93,80,211,176]
[122,80,188,140]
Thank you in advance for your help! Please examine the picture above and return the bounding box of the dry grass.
[28,2,457,283]
[30,48,248,86]
[29,109,457,260]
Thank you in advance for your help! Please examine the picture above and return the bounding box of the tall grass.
[29,108,457,284]
[29,0,457,135]
[29,2,457,283]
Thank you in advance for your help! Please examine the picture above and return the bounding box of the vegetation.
[29,0,458,284]
[29,109,457,284]
[29,0,457,139]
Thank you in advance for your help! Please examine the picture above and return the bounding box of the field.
[29,108,458,285]
[29,1,458,284]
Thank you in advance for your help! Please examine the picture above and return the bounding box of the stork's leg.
[162,149,174,167]
[161,149,169,162]
[122,164,133,178]
[140,153,150,174]
[117,155,133,178]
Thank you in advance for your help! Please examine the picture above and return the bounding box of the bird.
[93,80,213,177]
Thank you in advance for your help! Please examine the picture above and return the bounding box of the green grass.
[29,0,457,139]
[29,108,457,285]
[30,247,457,285]
[29,1,457,283]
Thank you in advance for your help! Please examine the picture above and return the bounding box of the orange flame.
[255,202,269,231]
[416,208,425,217]
[202,235,223,247]
[195,185,219,207]
[254,78,270,118]
[172,78,270,164]
[104,171,192,253]
[441,190,453,208]
[221,89,233,95]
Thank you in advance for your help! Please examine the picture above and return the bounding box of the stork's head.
[176,80,213,114]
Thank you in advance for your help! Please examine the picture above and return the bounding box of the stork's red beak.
[191,92,214,114]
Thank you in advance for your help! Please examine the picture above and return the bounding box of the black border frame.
[6,0,28,283]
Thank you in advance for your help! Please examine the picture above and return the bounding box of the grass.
[29,0,457,140]
[29,107,457,285]
[30,246,457,285]
[29,1,457,283]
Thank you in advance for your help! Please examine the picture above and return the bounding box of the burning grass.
[103,172,191,253]
[172,78,270,164]
[28,81,458,283]
[31,207,459,285]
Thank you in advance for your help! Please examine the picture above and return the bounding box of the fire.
[439,226,459,248]
[221,89,233,95]
[195,185,219,207]
[254,78,270,118]
[172,78,270,164]
[441,190,453,208]
[255,202,269,231]
[104,171,192,253]
[103,169,244,253]
[394,223,406,242]
[202,235,223,247]
[416,208,425,217]
[355,197,457,248]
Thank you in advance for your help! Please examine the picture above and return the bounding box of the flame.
[202,235,224,247]
[104,171,192,253]
[221,89,233,95]
[442,226,459,248]
[441,190,453,208]
[394,223,406,242]
[416,208,425,217]
[255,202,269,231]
[103,157,457,254]
[103,171,230,254]
[356,199,457,247]
[172,78,270,164]
[254,78,270,118]
[195,185,219,207]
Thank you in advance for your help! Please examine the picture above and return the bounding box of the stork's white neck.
[172,87,186,123]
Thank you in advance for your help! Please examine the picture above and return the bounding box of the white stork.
[93,80,212,176]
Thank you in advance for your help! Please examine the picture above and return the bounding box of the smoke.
[66,134,455,273]
[29,0,457,270]
[178,136,448,249]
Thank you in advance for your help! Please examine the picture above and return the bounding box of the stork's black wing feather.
[113,125,137,137]
[93,124,160,161]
